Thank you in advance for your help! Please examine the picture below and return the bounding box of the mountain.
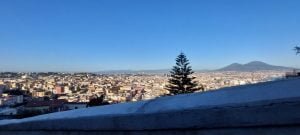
[218,61,295,71]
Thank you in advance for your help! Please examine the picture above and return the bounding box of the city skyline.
[1,0,300,72]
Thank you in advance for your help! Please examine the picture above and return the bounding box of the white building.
[0,95,23,106]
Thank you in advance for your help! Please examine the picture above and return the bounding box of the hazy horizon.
[0,60,297,73]
[1,0,300,72]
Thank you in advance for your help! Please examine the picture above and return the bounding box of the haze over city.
[1,0,300,72]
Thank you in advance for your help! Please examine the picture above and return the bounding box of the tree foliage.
[87,95,109,107]
[166,53,201,95]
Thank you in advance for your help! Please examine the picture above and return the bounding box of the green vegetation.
[166,53,201,95]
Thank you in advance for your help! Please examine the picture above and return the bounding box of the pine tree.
[166,52,200,95]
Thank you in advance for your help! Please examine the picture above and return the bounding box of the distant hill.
[218,61,295,71]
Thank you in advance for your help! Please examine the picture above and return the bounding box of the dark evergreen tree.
[88,95,109,107]
[294,46,300,55]
[166,53,200,95]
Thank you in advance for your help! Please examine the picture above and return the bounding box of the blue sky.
[0,0,300,72]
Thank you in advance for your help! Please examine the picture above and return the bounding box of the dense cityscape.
[0,70,286,119]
